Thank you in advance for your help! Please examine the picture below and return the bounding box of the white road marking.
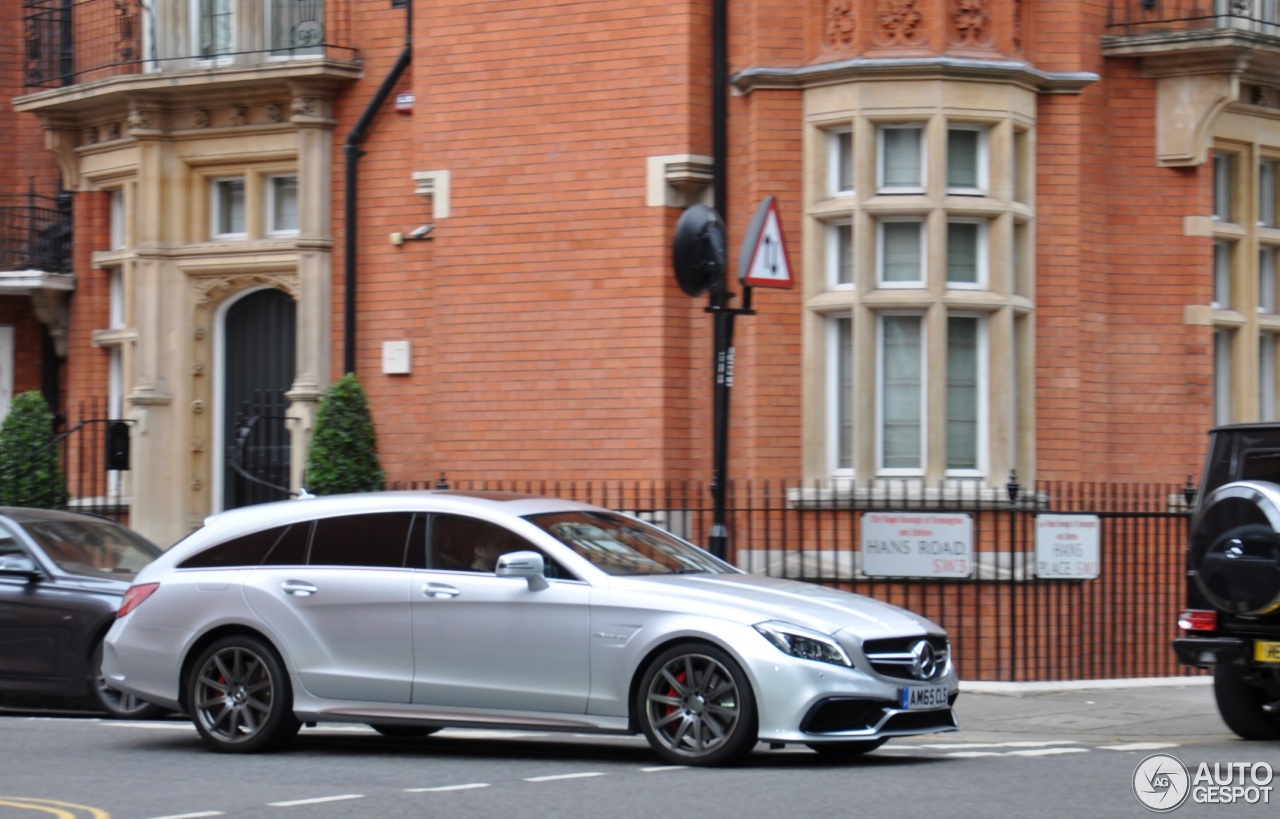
[914,740,1082,749]
[946,747,1091,758]
[640,766,688,772]
[1102,742,1181,751]
[100,722,197,731]
[145,813,225,819]
[523,772,606,783]
[267,795,364,807]
[405,783,491,793]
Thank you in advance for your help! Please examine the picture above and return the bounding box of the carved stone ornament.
[826,0,856,48]
[104,122,121,141]
[1250,84,1280,109]
[191,274,301,305]
[84,127,98,145]
[126,103,154,131]
[951,0,991,47]
[291,96,320,117]
[230,105,247,126]
[266,103,284,123]
[876,0,926,47]
[191,109,210,128]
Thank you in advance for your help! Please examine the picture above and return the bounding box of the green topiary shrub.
[304,374,385,495]
[0,390,68,508]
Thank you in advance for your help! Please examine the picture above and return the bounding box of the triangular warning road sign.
[738,197,793,289]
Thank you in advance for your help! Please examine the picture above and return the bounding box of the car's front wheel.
[1214,664,1280,740]
[636,643,757,766]
[90,638,167,720]
[187,635,300,753]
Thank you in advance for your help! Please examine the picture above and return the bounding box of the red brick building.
[3,0,1271,547]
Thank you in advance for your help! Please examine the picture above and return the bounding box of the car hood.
[608,572,944,641]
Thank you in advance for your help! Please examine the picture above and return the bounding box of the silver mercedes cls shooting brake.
[103,490,958,765]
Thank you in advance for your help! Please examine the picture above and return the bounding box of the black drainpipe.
[343,8,412,376]
[712,0,727,221]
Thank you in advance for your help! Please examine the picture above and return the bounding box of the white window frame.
[193,0,235,63]
[827,219,854,289]
[946,217,988,288]
[876,312,926,476]
[945,314,988,477]
[1215,328,1233,426]
[829,314,854,475]
[211,177,247,239]
[1213,152,1233,222]
[877,217,926,287]
[266,174,299,236]
[828,127,854,197]
[946,124,988,195]
[1262,334,1277,421]
[1214,240,1232,309]
[109,189,125,250]
[876,124,926,193]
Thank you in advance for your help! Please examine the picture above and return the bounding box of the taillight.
[1177,609,1218,632]
[118,583,159,618]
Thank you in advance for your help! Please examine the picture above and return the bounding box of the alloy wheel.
[640,648,753,764]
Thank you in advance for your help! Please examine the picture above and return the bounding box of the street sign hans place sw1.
[738,196,793,289]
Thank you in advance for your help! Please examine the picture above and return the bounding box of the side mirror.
[0,554,42,582]
[496,550,549,591]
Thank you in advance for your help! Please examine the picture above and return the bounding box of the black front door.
[223,289,296,510]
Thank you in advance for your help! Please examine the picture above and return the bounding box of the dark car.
[0,506,165,717]
[1175,423,1280,739]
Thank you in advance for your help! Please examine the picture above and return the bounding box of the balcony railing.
[1107,0,1280,37]
[0,190,72,274]
[23,0,357,90]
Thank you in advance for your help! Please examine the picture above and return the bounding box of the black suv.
[1175,423,1280,739]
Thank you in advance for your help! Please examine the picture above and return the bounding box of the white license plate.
[900,685,949,710]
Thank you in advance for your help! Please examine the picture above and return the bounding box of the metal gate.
[222,289,296,509]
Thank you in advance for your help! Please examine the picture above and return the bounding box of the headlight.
[754,621,852,667]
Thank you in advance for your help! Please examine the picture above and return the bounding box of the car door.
[240,512,415,703]
[410,513,591,714]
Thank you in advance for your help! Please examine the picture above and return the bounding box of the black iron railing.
[1108,0,1280,36]
[0,189,72,274]
[23,0,356,90]
[390,476,1198,684]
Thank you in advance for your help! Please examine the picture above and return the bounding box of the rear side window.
[309,513,415,568]
[179,525,296,569]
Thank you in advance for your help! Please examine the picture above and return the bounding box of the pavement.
[951,676,1229,744]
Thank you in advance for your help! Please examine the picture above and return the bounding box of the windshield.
[525,510,732,576]
[21,518,161,577]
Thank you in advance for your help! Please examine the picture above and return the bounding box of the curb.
[959,676,1212,695]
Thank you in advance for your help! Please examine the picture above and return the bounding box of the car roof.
[192,490,609,541]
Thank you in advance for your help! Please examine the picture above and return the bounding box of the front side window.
[528,510,730,576]
[197,0,234,58]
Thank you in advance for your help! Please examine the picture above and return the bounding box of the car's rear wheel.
[188,635,300,753]
[805,737,888,757]
[89,638,167,720]
[1214,664,1280,740]
[369,724,441,739]
[636,643,757,766]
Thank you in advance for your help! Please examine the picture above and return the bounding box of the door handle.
[423,582,460,599]
[281,580,318,597]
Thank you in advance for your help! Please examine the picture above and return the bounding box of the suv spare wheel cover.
[1192,510,1280,616]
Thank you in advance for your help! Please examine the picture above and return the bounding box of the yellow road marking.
[0,797,110,818]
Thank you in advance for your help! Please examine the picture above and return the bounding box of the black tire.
[369,724,441,739]
[805,737,888,757]
[1214,665,1280,740]
[187,635,300,753]
[635,642,757,766]
[89,638,168,720]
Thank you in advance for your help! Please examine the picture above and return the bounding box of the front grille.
[862,635,950,681]
[880,708,958,733]
[800,698,889,733]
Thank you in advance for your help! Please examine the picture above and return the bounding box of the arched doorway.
[219,288,297,510]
